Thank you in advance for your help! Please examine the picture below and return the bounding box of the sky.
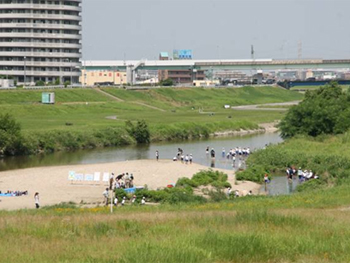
[82,0,350,61]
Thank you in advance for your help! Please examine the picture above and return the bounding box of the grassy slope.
[1,184,350,263]
[103,86,303,110]
[290,85,350,91]
[0,87,300,132]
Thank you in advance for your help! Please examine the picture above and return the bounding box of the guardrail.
[0,87,16,90]
[23,85,92,90]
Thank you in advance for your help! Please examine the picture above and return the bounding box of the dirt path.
[132,102,166,112]
[231,100,301,111]
[93,88,124,102]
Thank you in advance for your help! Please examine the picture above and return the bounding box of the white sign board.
[94,172,101,182]
[85,174,94,181]
[102,172,110,182]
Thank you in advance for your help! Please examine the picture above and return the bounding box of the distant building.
[158,52,204,84]
[159,69,205,84]
[214,71,246,80]
[193,80,220,87]
[80,70,127,86]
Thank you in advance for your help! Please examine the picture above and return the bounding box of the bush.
[35,80,45,86]
[115,189,127,200]
[208,188,228,202]
[159,78,174,86]
[191,169,231,188]
[236,165,269,183]
[0,113,24,156]
[296,179,326,193]
[125,120,150,144]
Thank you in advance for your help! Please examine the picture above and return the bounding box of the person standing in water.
[34,192,40,209]
[156,150,159,161]
[210,148,216,158]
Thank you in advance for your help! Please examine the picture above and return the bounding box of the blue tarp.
[0,194,15,197]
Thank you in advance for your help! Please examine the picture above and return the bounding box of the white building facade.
[0,0,82,85]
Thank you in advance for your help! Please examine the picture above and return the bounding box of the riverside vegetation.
[237,82,350,191]
[0,86,302,156]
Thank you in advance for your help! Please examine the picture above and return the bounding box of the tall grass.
[1,195,350,263]
[237,132,350,187]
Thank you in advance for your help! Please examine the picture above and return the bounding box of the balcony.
[0,32,82,40]
[0,13,82,21]
[0,23,82,31]
[0,4,82,13]
[0,60,81,67]
[0,69,81,77]
[0,51,81,58]
[0,42,82,49]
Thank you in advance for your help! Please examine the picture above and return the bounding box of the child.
[141,196,146,205]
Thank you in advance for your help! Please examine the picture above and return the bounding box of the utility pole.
[298,41,303,59]
[24,56,26,87]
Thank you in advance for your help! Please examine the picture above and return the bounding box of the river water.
[0,132,296,195]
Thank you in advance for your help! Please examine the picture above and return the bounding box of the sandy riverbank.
[0,160,260,211]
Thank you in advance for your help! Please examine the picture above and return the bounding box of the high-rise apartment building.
[0,0,82,85]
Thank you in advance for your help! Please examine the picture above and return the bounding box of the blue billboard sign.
[173,50,193,60]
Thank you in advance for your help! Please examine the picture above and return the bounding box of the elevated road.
[83,58,350,71]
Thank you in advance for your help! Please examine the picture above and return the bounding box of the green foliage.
[243,133,350,188]
[296,179,326,192]
[236,165,268,183]
[280,81,350,138]
[176,169,231,188]
[207,188,228,202]
[134,187,205,204]
[115,188,128,200]
[54,78,60,85]
[0,113,23,155]
[64,81,71,87]
[159,78,174,86]
[35,80,45,86]
[125,120,150,144]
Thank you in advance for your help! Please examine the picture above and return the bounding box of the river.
[0,132,297,195]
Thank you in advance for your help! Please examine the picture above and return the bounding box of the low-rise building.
[80,70,127,86]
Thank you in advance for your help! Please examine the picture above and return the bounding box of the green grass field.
[0,86,302,133]
[1,182,350,263]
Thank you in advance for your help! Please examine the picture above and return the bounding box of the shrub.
[236,165,269,183]
[125,120,150,144]
[296,179,326,193]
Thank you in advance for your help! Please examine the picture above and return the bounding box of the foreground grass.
[1,183,350,263]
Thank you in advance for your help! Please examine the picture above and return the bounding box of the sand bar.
[0,160,260,210]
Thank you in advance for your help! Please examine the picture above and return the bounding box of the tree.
[0,113,23,155]
[279,82,350,138]
[125,120,150,144]
[160,78,174,86]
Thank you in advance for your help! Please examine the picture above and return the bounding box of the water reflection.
[0,132,282,172]
[262,176,299,196]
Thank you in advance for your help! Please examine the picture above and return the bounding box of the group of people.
[103,188,146,206]
[227,187,253,198]
[286,167,319,181]
[0,190,28,196]
[109,172,135,190]
[172,148,193,164]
